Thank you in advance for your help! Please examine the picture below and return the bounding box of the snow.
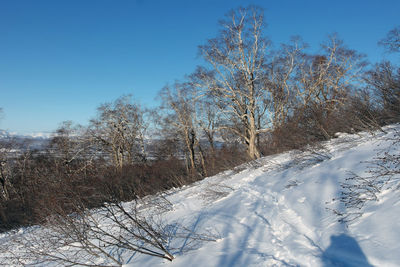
[1,125,400,266]
[0,129,52,140]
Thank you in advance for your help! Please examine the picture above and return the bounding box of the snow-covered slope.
[1,125,400,266]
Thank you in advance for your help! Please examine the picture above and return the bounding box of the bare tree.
[159,82,205,175]
[0,109,11,202]
[0,142,13,202]
[266,36,308,129]
[366,26,400,123]
[0,108,9,202]
[48,121,94,177]
[88,96,148,169]
[299,36,366,109]
[379,26,400,53]
[196,93,220,152]
[365,62,400,122]
[198,6,270,159]
[295,35,367,138]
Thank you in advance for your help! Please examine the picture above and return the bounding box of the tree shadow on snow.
[322,234,373,267]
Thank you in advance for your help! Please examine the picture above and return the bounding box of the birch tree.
[198,6,270,159]
[266,37,308,129]
[371,26,400,121]
[159,82,205,175]
[379,26,400,53]
[49,121,94,177]
[295,35,367,138]
[298,36,366,109]
[88,96,147,169]
[189,67,221,152]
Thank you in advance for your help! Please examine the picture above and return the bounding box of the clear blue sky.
[0,0,399,134]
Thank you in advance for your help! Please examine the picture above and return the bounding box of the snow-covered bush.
[2,192,217,266]
[337,127,400,223]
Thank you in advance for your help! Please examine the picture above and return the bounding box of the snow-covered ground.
[1,125,400,266]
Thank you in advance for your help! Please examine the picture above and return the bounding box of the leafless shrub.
[334,128,400,223]
[4,189,218,266]
[294,144,332,168]
[202,183,234,203]
[285,180,300,189]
